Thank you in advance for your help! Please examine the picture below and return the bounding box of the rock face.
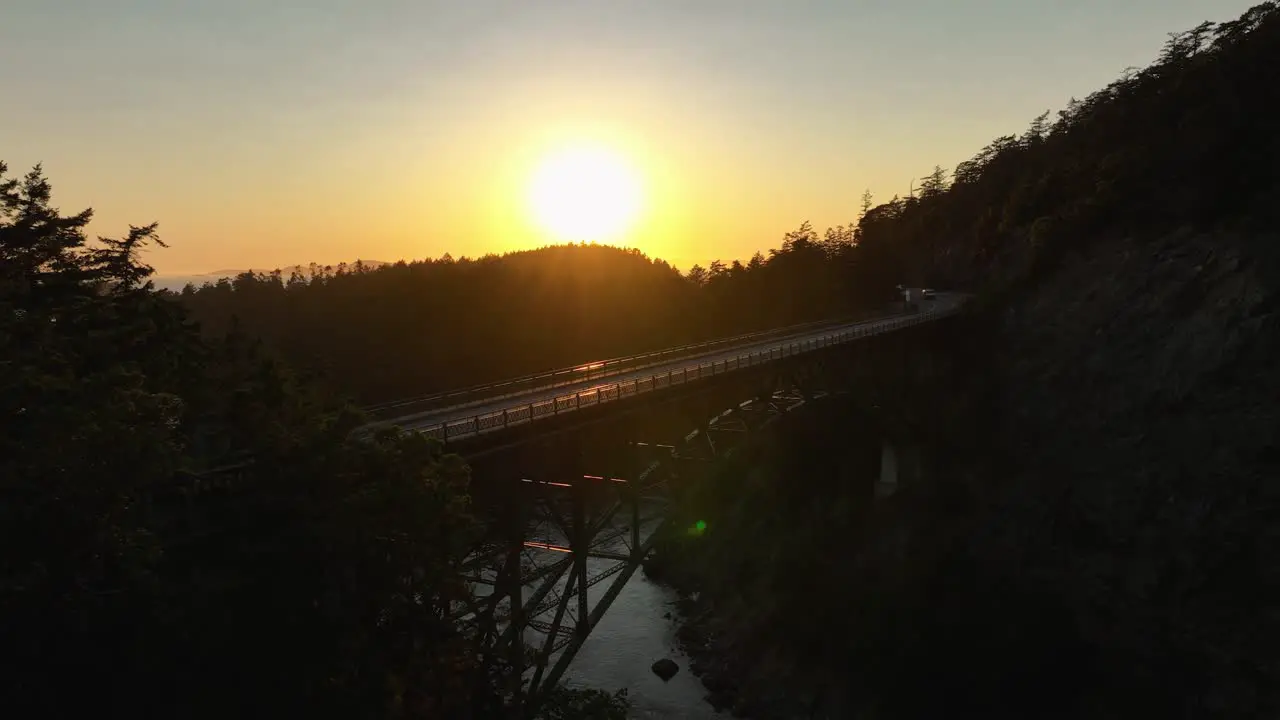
[650,658,680,682]
[647,226,1280,717]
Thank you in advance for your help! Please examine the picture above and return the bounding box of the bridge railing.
[414,303,960,443]
[360,313,879,423]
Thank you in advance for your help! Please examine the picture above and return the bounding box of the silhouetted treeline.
[177,227,891,403]
[0,163,625,718]
[853,2,1279,295]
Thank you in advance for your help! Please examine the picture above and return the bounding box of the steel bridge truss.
[454,386,814,715]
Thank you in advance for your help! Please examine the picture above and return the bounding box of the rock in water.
[651,658,680,682]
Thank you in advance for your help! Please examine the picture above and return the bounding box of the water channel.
[497,498,720,718]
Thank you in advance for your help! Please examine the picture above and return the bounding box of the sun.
[527,143,642,242]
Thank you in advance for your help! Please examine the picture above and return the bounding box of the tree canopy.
[851,2,1280,294]
[0,162,624,718]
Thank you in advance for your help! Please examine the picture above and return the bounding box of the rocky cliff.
[645,5,1280,717]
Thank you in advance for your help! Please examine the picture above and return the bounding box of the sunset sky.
[1,0,1252,275]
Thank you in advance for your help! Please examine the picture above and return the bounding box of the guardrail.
[410,303,959,443]
[360,313,879,422]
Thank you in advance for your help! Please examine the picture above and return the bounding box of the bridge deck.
[380,293,963,441]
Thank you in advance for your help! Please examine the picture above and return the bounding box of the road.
[386,293,963,437]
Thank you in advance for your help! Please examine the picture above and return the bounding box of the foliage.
[535,687,629,720]
[0,162,625,718]
[849,2,1280,294]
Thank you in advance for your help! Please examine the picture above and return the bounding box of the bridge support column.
[876,441,899,498]
[631,481,641,560]
[876,440,922,499]
[571,479,589,638]
[498,502,526,714]
[527,566,577,697]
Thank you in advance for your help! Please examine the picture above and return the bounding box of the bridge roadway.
[384,293,964,442]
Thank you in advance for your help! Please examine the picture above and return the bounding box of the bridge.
[367,293,967,716]
[366,292,965,447]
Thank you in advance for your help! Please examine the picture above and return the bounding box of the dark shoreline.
[644,553,835,719]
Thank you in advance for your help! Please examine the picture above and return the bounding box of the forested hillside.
[177,223,885,404]
[855,1,1280,294]
[649,4,1280,719]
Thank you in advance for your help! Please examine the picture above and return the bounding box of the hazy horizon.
[3,0,1254,274]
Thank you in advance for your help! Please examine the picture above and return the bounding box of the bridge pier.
[571,480,589,639]
[876,441,899,498]
[875,440,922,499]
[630,479,642,561]
[504,530,524,709]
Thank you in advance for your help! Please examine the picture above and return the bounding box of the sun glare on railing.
[524,541,572,553]
[414,303,959,442]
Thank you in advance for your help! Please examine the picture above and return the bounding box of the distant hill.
[153,260,391,292]
[175,241,862,404]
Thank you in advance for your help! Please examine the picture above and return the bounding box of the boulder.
[651,658,680,682]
